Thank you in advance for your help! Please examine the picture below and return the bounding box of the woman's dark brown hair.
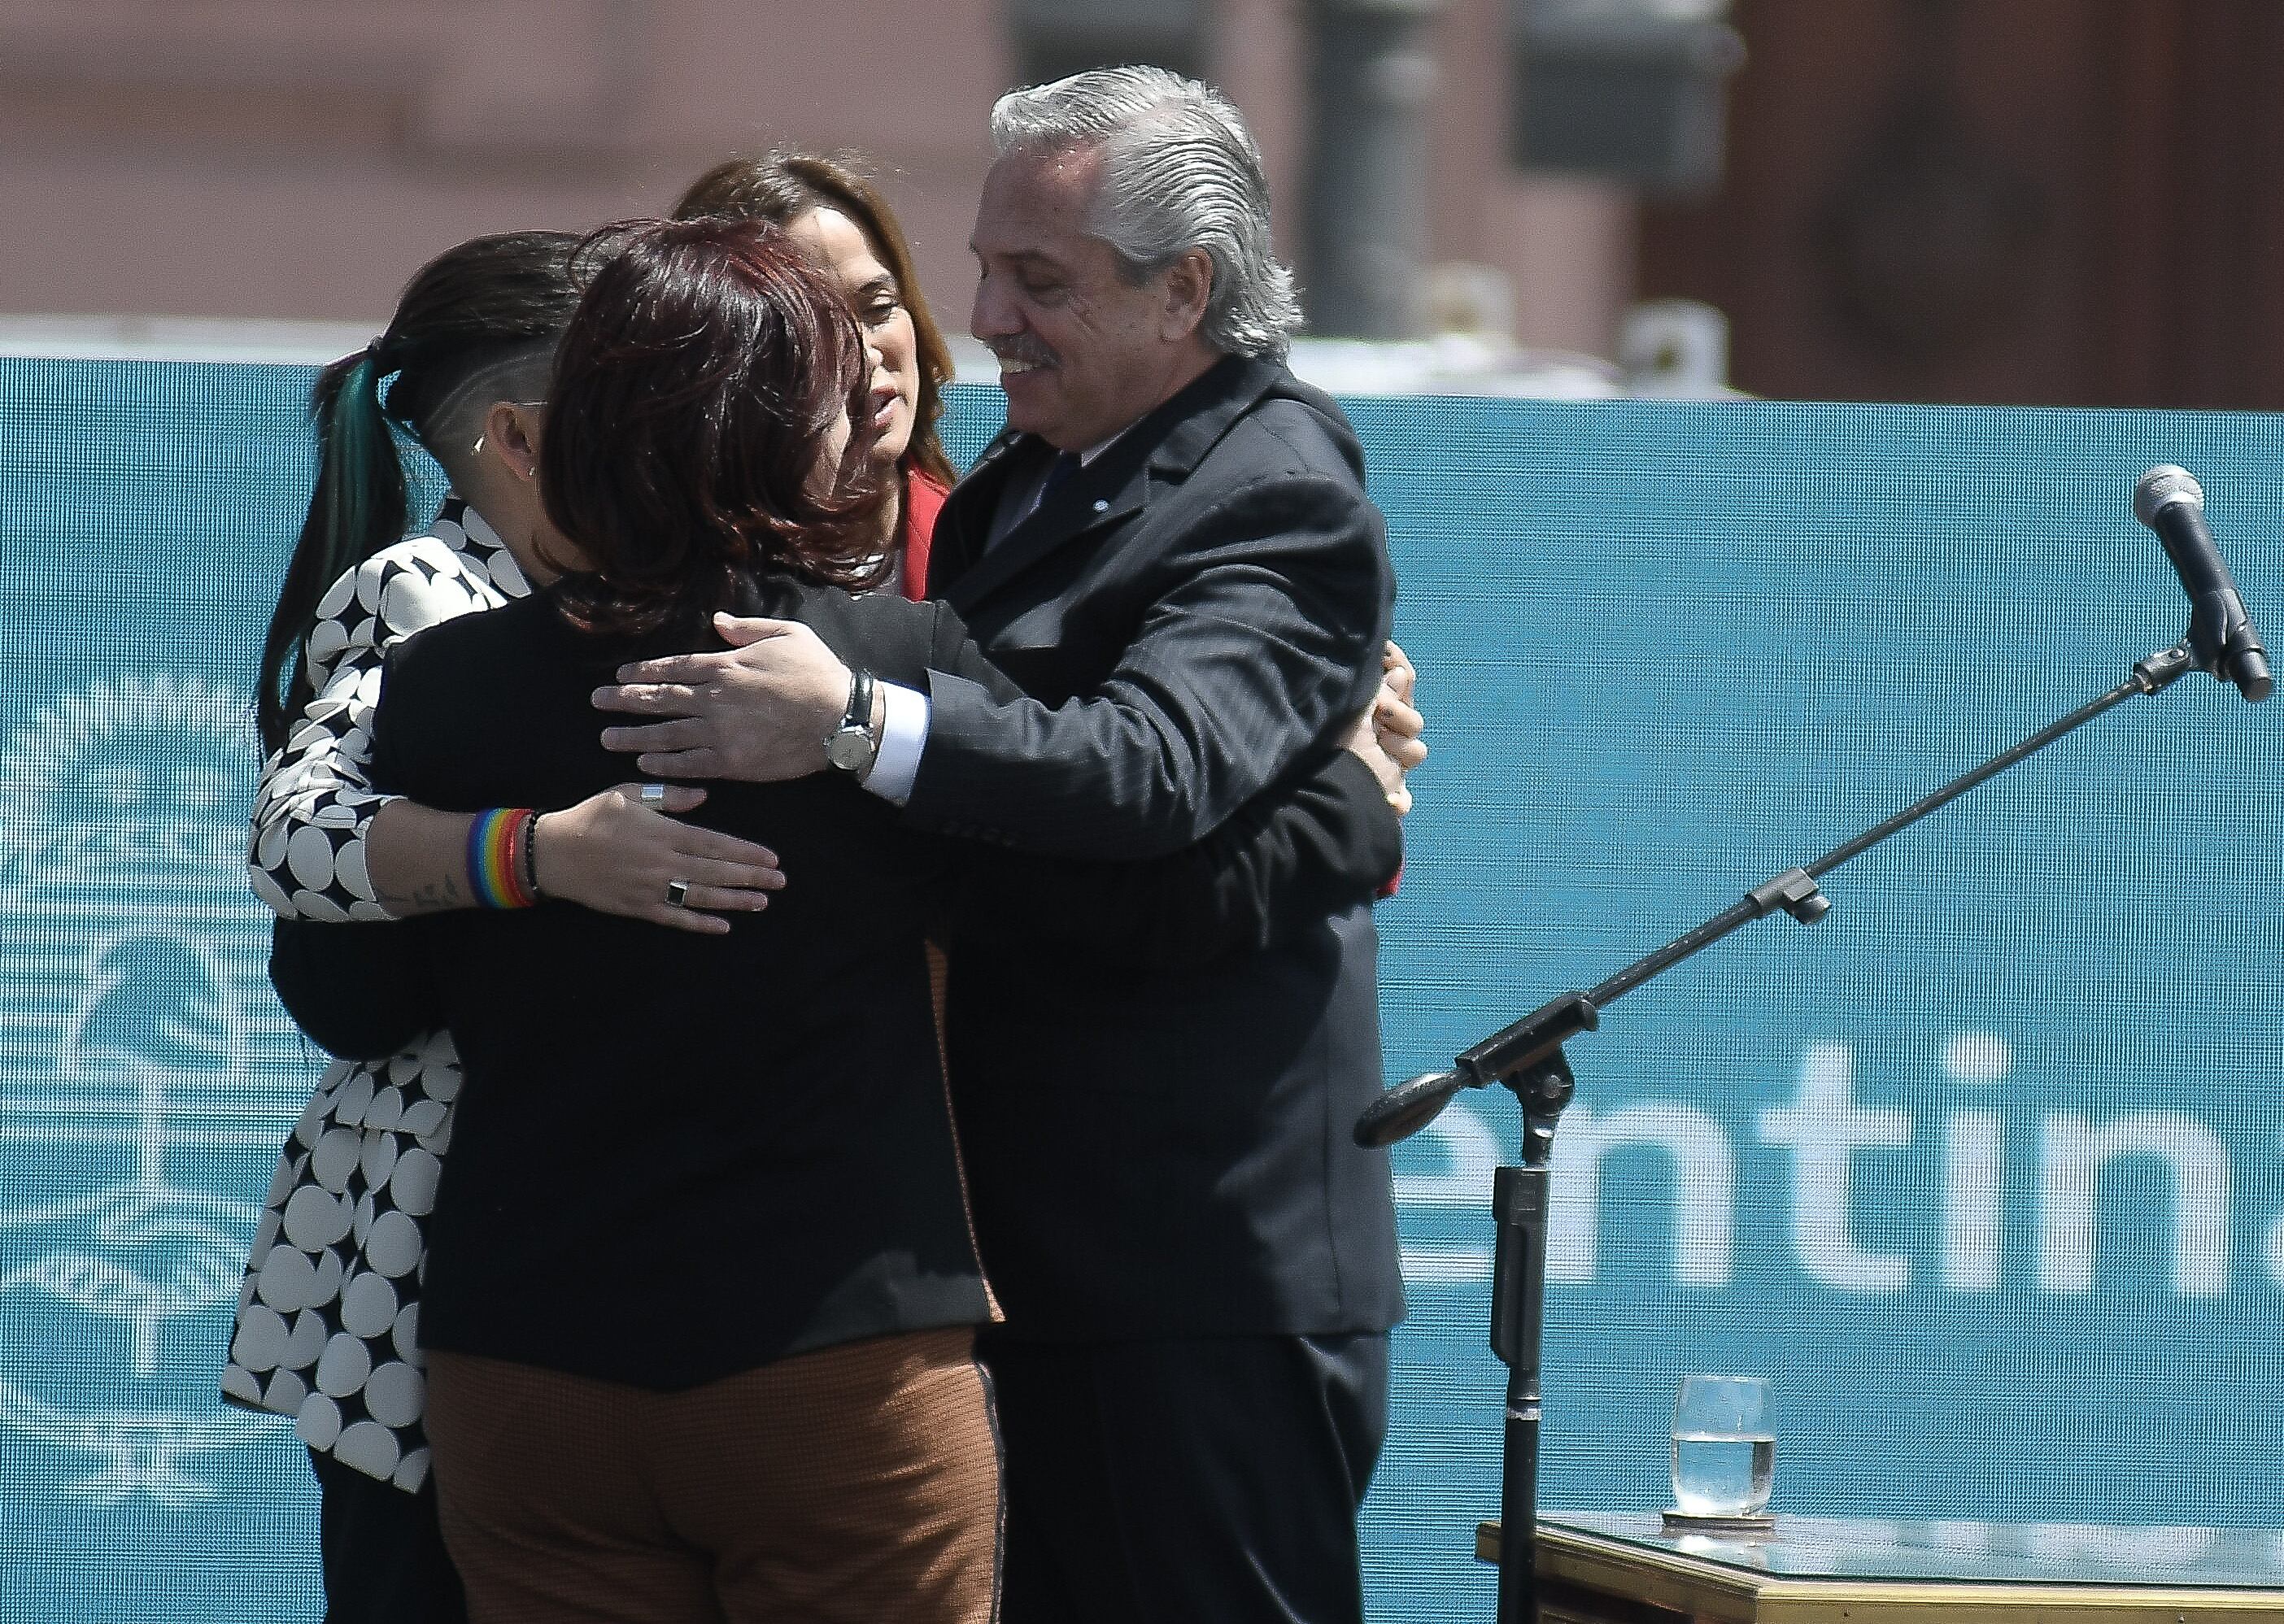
[673,151,957,489]
[540,217,889,640]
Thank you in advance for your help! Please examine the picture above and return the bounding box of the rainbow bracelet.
[469,808,540,909]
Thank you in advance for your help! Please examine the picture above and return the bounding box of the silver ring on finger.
[665,877,691,908]
[639,782,669,807]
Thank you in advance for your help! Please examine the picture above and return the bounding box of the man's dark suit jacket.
[914,352,1407,1342]
[327,569,1401,1387]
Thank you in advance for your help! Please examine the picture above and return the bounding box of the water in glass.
[1669,1374,1773,1515]
[1671,1433,1775,1515]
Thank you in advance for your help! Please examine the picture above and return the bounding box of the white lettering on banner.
[1392,1097,1501,1208]
[1393,1031,2267,1298]
[2037,1112,2230,1296]
[1942,1110,2004,1293]
[1942,1030,2012,1083]
[2264,1145,2284,1288]
[1936,1030,2008,1293]
[1756,1041,1913,1291]
[1393,1098,1499,1282]
[1548,1103,1733,1286]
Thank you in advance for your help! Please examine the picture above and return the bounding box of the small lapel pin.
[1092,499,1109,512]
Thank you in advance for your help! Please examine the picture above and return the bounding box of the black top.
[918,355,1410,1339]
[354,567,1401,1388]
[368,576,1000,1388]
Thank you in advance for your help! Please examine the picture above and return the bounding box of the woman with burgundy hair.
[357,216,1403,1622]
[236,228,785,1624]
[673,151,957,595]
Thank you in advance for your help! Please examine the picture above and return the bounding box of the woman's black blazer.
[360,569,1398,1390]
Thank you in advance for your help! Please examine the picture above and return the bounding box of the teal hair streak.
[316,352,389,593]
[256,346,414,751]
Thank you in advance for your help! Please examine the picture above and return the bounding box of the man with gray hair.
[594,66,1407,1621]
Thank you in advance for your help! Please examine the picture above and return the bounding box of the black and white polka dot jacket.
[226,498,524,1487]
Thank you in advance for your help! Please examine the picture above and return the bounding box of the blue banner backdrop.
[0,362,2277,1619]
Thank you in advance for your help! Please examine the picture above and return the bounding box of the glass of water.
[1671,1375,1774,1516]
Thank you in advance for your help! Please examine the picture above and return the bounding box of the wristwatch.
[825,666,878,777]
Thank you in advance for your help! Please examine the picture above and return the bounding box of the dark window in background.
[1637,0,2284,409]
[1005,0,1208,90]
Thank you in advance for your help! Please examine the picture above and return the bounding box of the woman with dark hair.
[360,216,1402,1623]
[673,151,957,594]
[231,229,781,1624]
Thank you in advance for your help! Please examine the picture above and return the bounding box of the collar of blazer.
[935,352,1288,612]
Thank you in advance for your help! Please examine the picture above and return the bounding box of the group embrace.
[229,64,1424,1624]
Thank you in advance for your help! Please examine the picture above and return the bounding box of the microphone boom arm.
[1353,640,2199,1151]
[1366,640,2209,1624]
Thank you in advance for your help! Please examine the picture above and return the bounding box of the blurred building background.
[1643,0,2284,408]
[1,0,2279,407]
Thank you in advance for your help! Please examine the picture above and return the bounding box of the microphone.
[1353,995,1596,1148]
[1354,1070,1466,1147]
[2134,466,2273,701]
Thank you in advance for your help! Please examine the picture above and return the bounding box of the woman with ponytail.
[232,231,782,1624]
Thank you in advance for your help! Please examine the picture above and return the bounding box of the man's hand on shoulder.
[594,613,852,782]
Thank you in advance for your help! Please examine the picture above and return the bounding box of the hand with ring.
[532,782,785,936]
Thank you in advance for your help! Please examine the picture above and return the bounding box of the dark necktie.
[984,449,1084,556]
[1039,451,1082,502]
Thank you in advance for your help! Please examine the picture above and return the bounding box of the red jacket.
[899,464,950,601]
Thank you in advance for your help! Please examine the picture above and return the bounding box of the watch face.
[826,727,874,773]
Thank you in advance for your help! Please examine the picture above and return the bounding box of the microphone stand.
[1358,636,2229,1624]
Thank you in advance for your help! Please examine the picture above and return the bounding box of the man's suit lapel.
[935,355,1285,617]
[939,450,1148,613]
[926,428,1026,594]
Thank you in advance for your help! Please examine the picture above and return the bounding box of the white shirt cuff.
[861,680,929,804]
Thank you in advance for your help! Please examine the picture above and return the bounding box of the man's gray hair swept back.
[991,66,1302,359]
